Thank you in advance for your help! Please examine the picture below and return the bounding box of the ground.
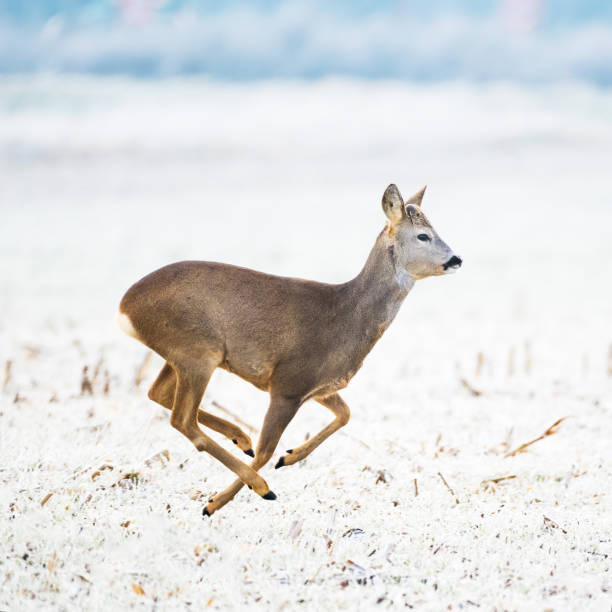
[1,77,611,610]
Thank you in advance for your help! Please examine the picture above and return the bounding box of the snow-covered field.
[1,76,611,610]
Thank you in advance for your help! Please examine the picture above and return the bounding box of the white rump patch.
[116,311,139,339]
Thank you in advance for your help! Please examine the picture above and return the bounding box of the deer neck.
[343,229,414,352]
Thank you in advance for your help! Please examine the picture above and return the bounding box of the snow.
[1,76,611,610]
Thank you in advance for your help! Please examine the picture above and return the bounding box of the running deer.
[117,184,461,516]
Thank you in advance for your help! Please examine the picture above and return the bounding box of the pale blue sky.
[1,0,611,82]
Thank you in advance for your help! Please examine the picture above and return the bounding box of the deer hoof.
[244,449,255,457]
[275,456,285,469]
[202,506,211,517]
[262,491,277,501]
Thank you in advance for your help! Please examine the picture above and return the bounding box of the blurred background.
[1,0,612,81]
[1,0,611,380]
[2,5,612,608]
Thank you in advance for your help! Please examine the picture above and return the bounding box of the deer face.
[382,184,461,281]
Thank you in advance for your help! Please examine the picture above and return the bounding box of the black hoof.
[244,449,255,457]
[232,439,238,445]
[248,485,252,490]
[202,507,211,517]
[262,491,277,501]
[286,449,293,454]
[275,456,285,469]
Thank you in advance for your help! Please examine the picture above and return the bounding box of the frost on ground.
[1,77,611,610]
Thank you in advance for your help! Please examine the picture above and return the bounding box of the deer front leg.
[203,394,300,517]
[274,393,350,469]
[149,362,254,456]
[170,366,274,500]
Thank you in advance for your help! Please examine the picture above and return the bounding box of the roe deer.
[117,184,461,516]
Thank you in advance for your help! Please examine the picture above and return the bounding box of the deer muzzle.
[443,255,462,271]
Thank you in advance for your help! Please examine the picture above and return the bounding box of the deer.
[117,184,462,516]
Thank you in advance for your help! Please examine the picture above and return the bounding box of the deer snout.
[443,255,462,271]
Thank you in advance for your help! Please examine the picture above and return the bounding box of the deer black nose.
[443,255,462,270]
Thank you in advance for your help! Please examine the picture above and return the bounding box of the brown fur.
[118,184,459,515]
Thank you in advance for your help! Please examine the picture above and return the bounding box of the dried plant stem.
[338,430,380,456]
[543,515,567,534]
[475,352,484,377]
[92,357,104,384]
[488,474,516,484]
[413,478,418,497]
[460,378,482,397]
[134,351,153,388]
[80,366,93,396]
[524,341,532,375]
[481,474,516,491]
[2,360,12,392]
[504,417,568,458]
[507,347,515,377]
[437,471,459,504]
[211,400,258,434]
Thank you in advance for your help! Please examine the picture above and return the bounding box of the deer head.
[382,183,461,282]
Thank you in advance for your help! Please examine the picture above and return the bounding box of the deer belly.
[304,370,356,401]
[220,356,274,391]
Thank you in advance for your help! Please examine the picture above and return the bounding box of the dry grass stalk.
[501,427,513,454]
[460,378,482,397]
[40,492,53,507]
[2,360,12,392]
[507,347,515,377]
[504,417,568,458]
[91,464,114,481]
[103,370,110,395]
[132,583,145,596]
[340,430,379,455]
[487,474,516,484]
[481,474,516,492]
[144,449,170,468]
[80,366,93,396]
[543,515,567,534]
[413,478,418,497]
[92,357,104,385]
[287,519,303,540]
[211,400,258,434]
[475,352,484,377]
[114,472,140,487]
[134,351,153,388]
[524,341,532,375]
[437,471,459,504]
[23,345,40,360]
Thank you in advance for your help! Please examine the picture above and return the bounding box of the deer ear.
[382,184,405,224]
[405,185,427,208]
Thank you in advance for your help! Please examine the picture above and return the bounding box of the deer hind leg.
[203,394,300,517]
[169,362,274,500]
[148,362,254,456]
[274,393,350,469]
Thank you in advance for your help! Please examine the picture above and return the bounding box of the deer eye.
[417,233,431,242]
